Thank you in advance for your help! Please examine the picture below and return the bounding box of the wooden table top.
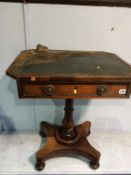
[6,45,131,83]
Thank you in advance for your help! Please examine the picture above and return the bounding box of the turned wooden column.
[56,99,79,144]
[63,99,74,129]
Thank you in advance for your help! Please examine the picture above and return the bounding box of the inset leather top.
[6,45,131,83]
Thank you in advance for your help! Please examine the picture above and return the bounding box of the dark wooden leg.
[35,99,101,171]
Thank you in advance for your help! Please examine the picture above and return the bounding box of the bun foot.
[90,161,100,170]
[35,159,45,171]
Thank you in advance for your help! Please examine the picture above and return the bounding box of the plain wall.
[0,2,131,132]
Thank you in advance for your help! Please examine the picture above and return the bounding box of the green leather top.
[6,46,131,82]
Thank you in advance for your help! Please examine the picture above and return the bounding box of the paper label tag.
[119,89,127,95]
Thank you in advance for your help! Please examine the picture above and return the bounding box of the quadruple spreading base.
[35,99,100,171]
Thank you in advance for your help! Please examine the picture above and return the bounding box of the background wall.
[0,2,131,132]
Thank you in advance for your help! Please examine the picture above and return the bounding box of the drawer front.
[19,83,129,98]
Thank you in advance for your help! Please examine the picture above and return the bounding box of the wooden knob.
[97,86,107,96]
[44,85,54,96]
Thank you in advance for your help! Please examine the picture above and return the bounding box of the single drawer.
[18,82,130,98]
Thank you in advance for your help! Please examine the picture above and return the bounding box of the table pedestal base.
[35,123,100,171]
[35,99,100,171]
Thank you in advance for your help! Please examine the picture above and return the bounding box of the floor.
[0,131,131,174]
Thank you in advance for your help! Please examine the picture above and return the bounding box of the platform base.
[35,121,100,171]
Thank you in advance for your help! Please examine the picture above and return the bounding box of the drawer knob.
[97,86,107,96]
[44,85,54,95]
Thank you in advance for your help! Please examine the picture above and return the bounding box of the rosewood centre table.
[6,44,131,171]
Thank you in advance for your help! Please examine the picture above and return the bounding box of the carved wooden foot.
[35,158,45,171]
[36,121,100,171]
